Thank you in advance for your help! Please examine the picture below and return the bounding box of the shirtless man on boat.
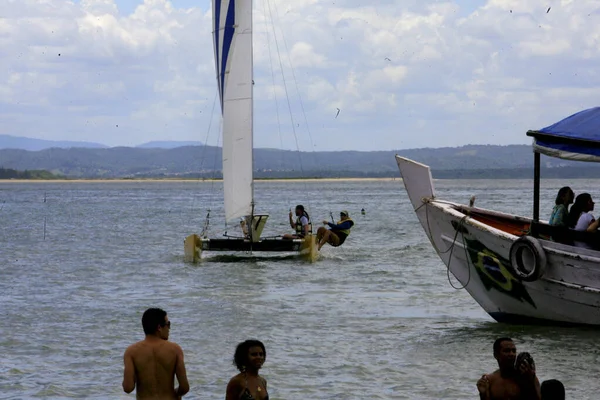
[123,308,190,399]
[477,337,541,400]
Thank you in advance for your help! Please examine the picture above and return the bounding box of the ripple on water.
[1,180,600,398]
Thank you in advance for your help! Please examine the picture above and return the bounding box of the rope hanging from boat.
[418,199,472,290]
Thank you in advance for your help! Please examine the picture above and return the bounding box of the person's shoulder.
[124,340,148,360]
[580,212,594,223]
[487,370,501,381]
[125,340,144,352]
[227,373,244,387]
[165,340,184,353]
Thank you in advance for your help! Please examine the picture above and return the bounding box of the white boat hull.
[396,155,600,326]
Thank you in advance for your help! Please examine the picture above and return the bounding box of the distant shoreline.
[0,177,401,183]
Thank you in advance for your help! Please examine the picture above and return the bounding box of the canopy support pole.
[533,151,541,223]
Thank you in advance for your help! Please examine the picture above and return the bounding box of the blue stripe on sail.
[219,0,235,112]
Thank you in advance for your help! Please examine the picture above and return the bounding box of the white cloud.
[1,0,600,151]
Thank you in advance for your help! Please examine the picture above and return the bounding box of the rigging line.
[265,0,303,171]
[271,0,330,199]
[271,0,315,148]
[262,0,289,206]
[266,0,317,224]
[188,90,219,232]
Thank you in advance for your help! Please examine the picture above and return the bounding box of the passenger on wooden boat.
[567,193,600,248]
[282,204,311,239]
[476,337,541,400]
[549,186,574,227]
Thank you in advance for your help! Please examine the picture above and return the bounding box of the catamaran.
[184,0,317,262]
[396,107,600,326]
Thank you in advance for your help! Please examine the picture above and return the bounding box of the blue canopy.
[527,107,600,161]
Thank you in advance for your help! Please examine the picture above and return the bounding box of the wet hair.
[555,186,572,205]
[233,339,266,372]
[493,337,513,356]
[295,205,310,221]
[142,308,167,335]
[567,193,592,228]
[541,379,565,400]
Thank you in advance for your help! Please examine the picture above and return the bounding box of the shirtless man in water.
[123,308,190,399]
[477,337,541,400]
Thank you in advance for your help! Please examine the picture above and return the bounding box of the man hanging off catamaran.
[282,205,312,239]
[316,210,354,251]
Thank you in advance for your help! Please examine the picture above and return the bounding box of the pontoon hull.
[395,155,600,326]
[184,233,317,263]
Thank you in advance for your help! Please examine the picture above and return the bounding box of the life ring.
[509,236,547,282]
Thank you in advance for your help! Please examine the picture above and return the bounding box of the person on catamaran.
[282,205,312,239]
[316,210,354,250]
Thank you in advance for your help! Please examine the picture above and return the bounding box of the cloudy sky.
[1,0,600,151]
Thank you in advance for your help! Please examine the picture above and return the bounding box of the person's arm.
[122,348,136,394]
[289,211,295,229]
[174,345,189,397]
[327,220,353,230]
[587,218,600,232]
[518,363,541,399]
[225,377,241,400]
[476,374,490,400]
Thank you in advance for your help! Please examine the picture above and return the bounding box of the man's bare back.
[123,309,189,400]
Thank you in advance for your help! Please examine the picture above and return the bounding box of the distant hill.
[0,134,108,151]
[136,141,203,148]
[1,143,599,179]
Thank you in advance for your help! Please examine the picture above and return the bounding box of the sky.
[1,0,600,151]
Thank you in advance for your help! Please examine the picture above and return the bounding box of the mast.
[213,0,254,222]
[250,0,255,218]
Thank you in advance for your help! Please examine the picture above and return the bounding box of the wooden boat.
[396,107,600,325]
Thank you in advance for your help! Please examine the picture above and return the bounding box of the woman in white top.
[567,193,600,248]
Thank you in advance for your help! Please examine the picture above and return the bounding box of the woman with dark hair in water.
[549,186,574,226]
[567,193,600,248]
[226,340,269,400]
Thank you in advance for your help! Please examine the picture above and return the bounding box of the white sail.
[213,0,254,222]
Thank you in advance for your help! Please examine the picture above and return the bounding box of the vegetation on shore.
[0,168,62,180]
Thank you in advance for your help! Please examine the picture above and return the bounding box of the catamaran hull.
[395,155,600,326]
[184,234,317,263]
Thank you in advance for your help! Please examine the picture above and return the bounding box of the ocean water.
[1,178,599,399]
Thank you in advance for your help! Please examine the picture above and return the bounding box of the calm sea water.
[1,179,599,399]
